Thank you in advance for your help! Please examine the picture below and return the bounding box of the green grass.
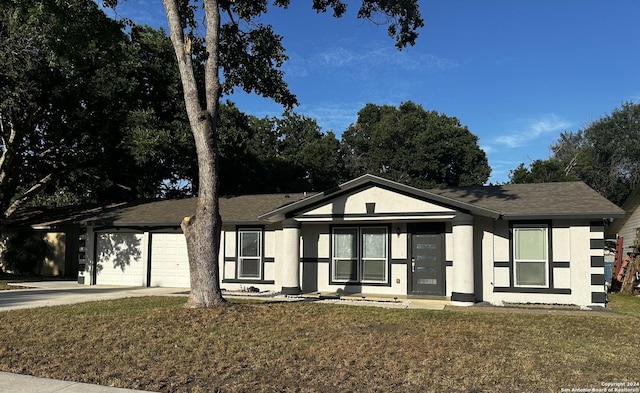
[608,293,640,317]
[0,297,636,392]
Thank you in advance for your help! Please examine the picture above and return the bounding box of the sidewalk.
[0,372,156,393]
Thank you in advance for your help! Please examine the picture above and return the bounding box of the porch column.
[281,218,301,295]
[452,213,475,306]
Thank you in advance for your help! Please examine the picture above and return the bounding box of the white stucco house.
[73,174,624,307]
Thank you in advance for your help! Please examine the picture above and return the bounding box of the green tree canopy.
[218,108,341,194]
[0,0,131,219]
[509,159,579,184]
[0,1,200,220]
[341,102,490,188]
[508,102,640,205]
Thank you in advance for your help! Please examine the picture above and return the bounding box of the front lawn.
[608,292,640,318]
[0,297,636,392]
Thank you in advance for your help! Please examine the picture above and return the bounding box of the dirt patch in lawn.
[0,297,637,392]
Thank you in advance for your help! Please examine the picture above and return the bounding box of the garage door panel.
[96,233,145,286]
[150,233,190,288]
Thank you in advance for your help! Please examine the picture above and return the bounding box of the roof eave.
[501,212,626,220]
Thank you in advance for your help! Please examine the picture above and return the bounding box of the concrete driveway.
[0,281,189,311]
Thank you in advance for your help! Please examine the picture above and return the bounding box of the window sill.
[222,279,275,285]
[329,280,391,287]
[493,287,571,295]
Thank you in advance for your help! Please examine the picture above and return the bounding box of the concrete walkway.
[0,371,156,393]
[0,281,188,311]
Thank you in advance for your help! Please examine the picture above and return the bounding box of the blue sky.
[102,1,640,183]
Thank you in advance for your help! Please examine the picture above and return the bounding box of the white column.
[281,218,301,295]
[452,213,475,306]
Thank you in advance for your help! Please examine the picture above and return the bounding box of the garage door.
[150,233,190,288]
[96,233,146,286]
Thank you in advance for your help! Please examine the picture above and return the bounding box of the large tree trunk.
[163,0,226,307]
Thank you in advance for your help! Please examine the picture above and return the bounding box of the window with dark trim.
[512,223,549,287]
[237,228,262,279]
[331,226,389,284]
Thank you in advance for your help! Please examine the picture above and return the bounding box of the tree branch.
[0,113,17,186]
[3,172,53,219]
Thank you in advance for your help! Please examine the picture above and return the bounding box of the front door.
[410,225,445,295]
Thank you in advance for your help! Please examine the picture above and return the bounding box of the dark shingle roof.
[4,176,624,229]
[430,181,624,219]
[81,193,311,227]
[259,175,624,221]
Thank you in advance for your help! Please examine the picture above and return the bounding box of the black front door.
[410,225,445,295]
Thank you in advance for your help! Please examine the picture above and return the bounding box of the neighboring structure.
[606,187,640,253]
[0,205,117,277]
[72,174,624,307]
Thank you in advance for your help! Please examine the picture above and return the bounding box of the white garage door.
[150,233,190,288]
[96,233,146,286]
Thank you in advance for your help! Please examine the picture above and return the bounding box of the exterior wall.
[301,186,456,217]
[264,227,279,284]
[78,228,92,285]
[0,229,67,276]
[476,216,495,302]
[616,207,640,252]
[39,232,66,276]
[219,224,281,292]
[445,222,453,297]
[480,218,605,307]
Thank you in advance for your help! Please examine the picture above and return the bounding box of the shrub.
[1,229,50,274]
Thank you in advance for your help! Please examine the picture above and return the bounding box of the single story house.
[75,174,624,307]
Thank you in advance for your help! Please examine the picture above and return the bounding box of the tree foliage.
[0,1,199,221]
[218,106,341,194]
[1,229,50,274]
[341,102,490,188]
[509,102,640,205]
[509,160,579,185]
[0,0,129,219]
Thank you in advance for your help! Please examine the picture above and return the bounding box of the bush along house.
[76,174,624,307]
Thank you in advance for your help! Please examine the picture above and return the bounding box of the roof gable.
[259,174,499,222]
[297,184,457,221]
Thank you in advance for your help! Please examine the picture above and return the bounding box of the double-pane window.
[238,229,261,279]
[513,225,548,287]
[332,227,388,283]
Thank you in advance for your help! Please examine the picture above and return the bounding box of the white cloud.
[480,145,494,154]
[288,41,457,77]
[298,102,363,134]
[494,114,571,148]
